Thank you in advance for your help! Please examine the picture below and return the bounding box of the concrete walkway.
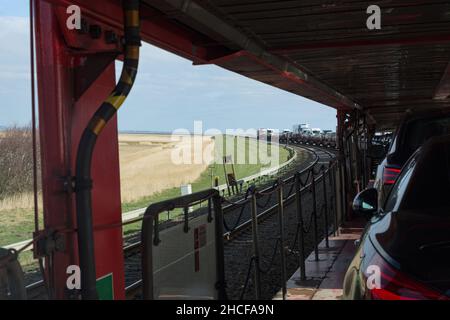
[274,225,364,300]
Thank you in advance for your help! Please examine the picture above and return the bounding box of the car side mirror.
[353,188,378,217]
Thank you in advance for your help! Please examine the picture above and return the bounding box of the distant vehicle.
[302,128,313,136]
[374,110,450,206]
[288,126,336,147]
[372,131,392,149]
[279,129,293,143]
[343,135,450,300]
[311,128,322,135]
[292,123,310,134]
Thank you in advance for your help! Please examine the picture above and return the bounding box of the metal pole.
[311,169,319,261]
[338,112,349,221]
[339,135,348,222]
[362,116,368,188]
[346,136,354,196]
[332,164,339,236]
[295,173,306,281]
[183,207,189,233]
[277,181,287,300]
[231,161,238,195]
[223,156,231,196]
[322,168,329,248]
[250,192,262,299]
[212,193,227,300]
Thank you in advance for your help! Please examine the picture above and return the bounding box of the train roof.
[137,0,450,130]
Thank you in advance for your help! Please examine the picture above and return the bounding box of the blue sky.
[0,0,337,132]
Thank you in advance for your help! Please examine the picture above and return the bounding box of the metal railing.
[225,146,339,300]
[23,145,339,300]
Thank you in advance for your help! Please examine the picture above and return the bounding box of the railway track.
[124,144,336,299]
[25,144,336,300]
[222,145,336,299]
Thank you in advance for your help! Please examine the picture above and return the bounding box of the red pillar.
[35,0,125,299]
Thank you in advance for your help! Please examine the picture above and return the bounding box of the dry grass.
[119,134,214,203]
[0,192,44,246]
[0,133,294,246]
[0,192,38,211]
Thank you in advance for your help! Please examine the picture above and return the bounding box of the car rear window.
[401,138,450,213]
[403,116,450,156]
[384,159,415,212]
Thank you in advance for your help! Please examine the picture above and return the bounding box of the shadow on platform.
[273,223,364,300]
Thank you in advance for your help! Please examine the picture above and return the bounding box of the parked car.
[374,110,450,206]
[343,135,450,300]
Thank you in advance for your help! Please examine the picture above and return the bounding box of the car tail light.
[382,167,401,185]
[364,249,448,300]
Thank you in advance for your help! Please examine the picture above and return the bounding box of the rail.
[127,144,338,300]
[228,146,338,299]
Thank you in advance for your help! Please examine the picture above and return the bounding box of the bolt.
[104,30,118,44]
[89,24,102,39]
[76,18,89,35]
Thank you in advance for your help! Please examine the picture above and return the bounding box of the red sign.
[194,225,207,272]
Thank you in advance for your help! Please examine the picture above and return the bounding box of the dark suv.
[374,110,450,206]
[343,135,450,300]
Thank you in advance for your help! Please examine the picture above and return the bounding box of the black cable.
[287,223,301,254]
[223,201,248,232]
[239,256,255,300]
[299,170,312,186]
[258,238,280,274]
[302,209,316,234]
[284,181,296,198]
[74,0,141,300]
[255,192,273,208]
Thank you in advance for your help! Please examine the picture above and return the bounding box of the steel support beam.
[270,34,450,54]
[45,0,230,63]
[154,0,361,110]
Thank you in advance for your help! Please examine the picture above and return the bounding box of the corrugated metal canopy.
[142,0,450,129]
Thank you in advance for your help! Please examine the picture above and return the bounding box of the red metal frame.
[34,0,399,299]
[35,0,124,299]
[45,0,229,63]
[34,0,230,300]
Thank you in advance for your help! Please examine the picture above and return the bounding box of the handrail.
[140,189,226,300]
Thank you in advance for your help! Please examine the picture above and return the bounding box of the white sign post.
[181,184,193,212]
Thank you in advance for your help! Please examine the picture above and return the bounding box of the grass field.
[119,134,291,236]
[120,134,291,213]
[0,134,291,247]
[119,134,214,203]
